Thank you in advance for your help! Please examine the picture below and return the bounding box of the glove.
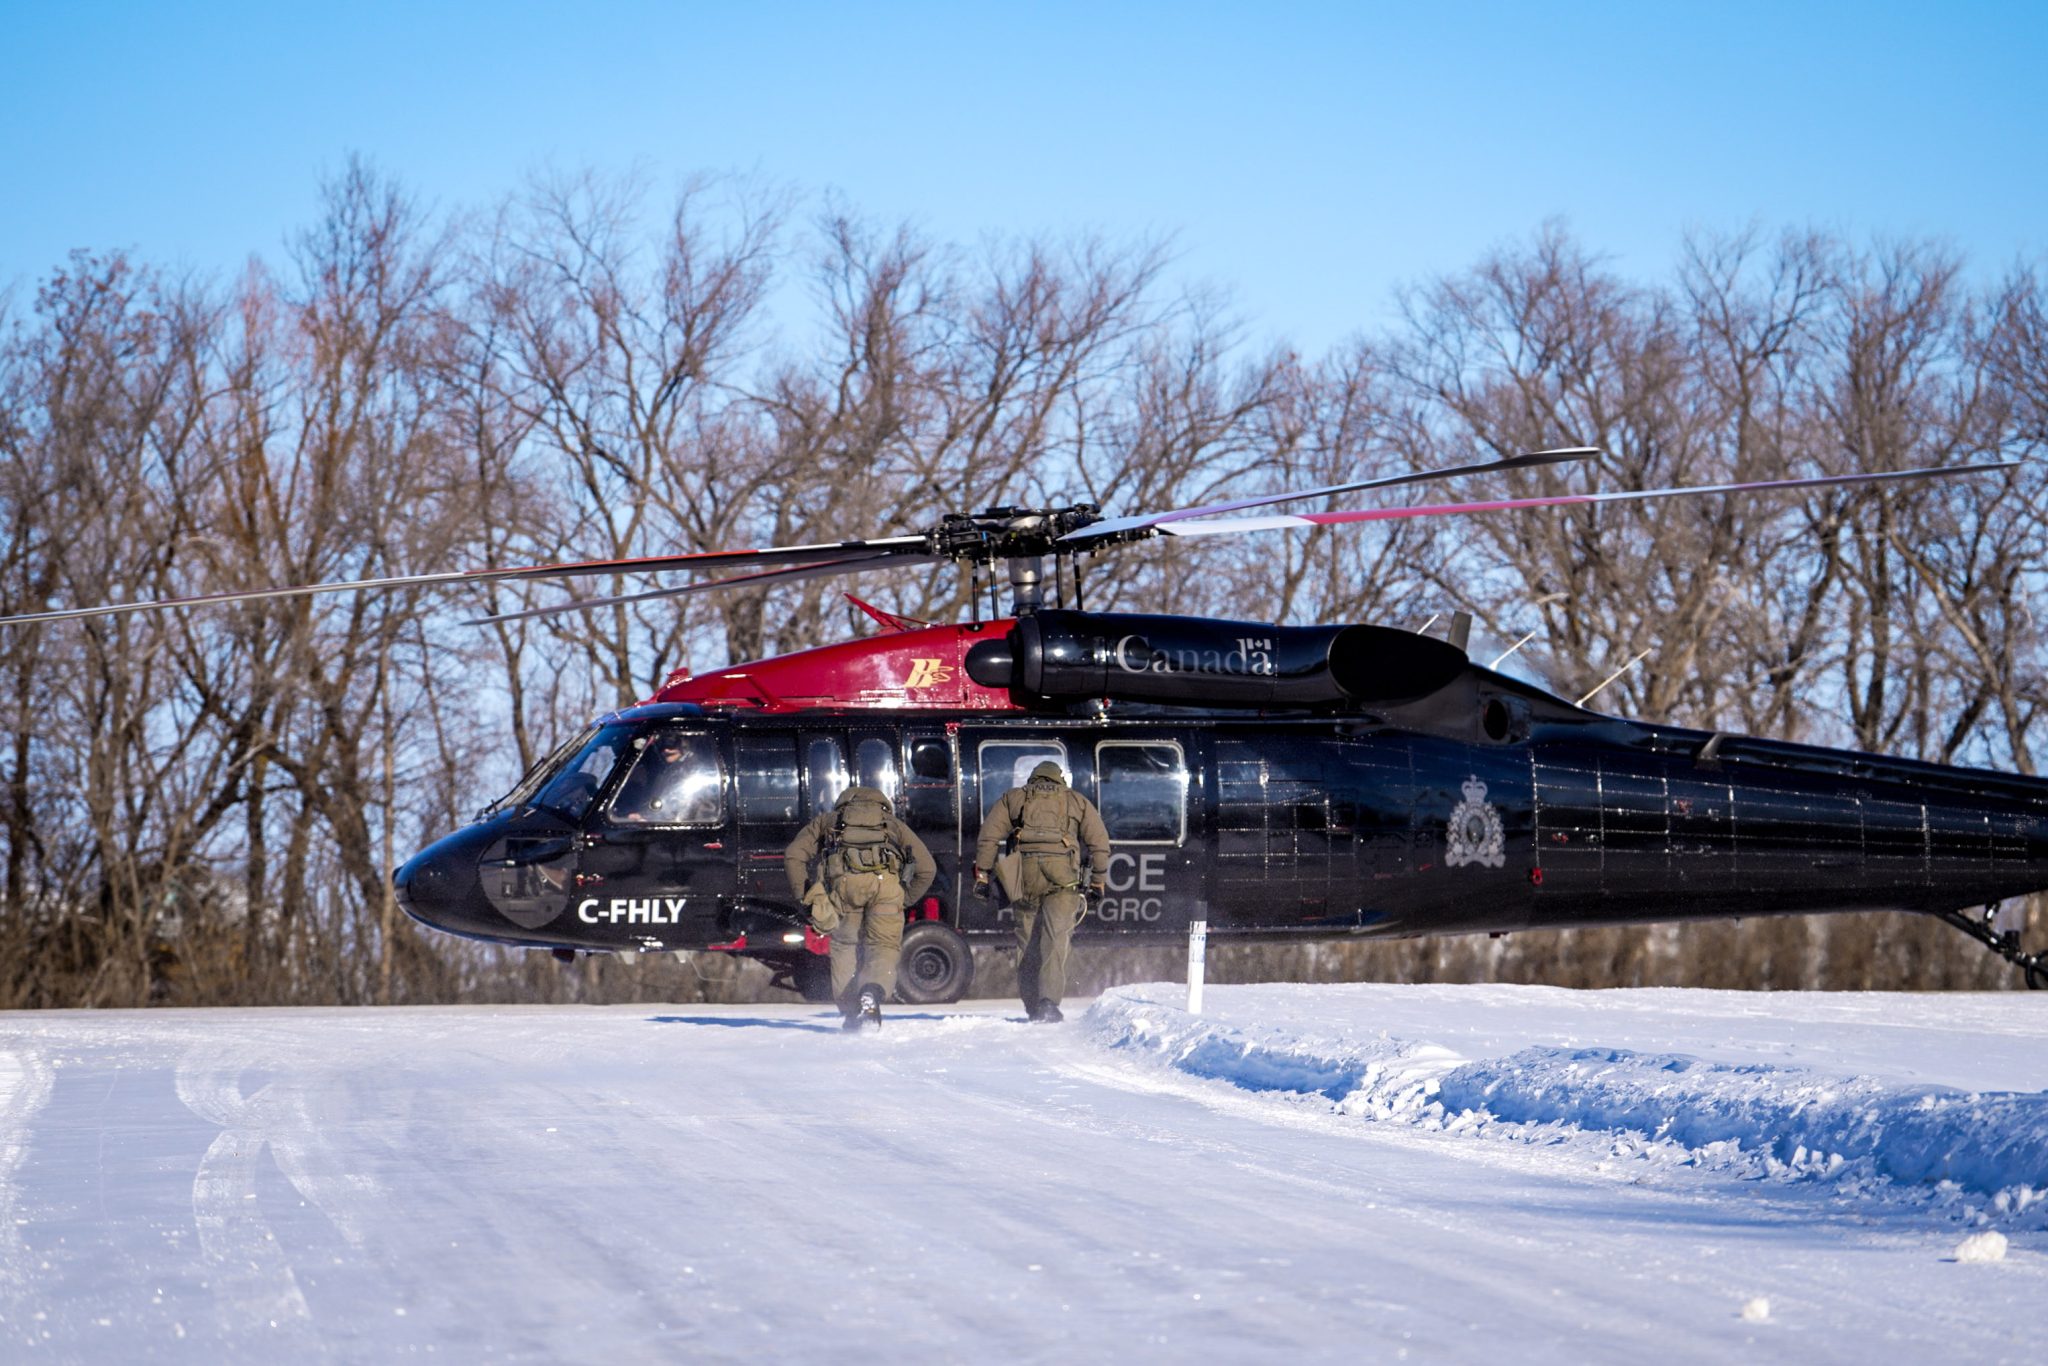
[1087,880,1107,909]
[973,867,992,900]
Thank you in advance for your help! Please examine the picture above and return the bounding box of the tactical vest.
[829,788,901,878]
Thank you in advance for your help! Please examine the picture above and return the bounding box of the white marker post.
[1186,918,1208,1014]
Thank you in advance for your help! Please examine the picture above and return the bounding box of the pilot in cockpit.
[612,734,710,823]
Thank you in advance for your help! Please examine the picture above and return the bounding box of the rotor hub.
[929,505,1103,564]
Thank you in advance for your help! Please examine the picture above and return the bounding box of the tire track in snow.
[175,1042,317,1338]
[608,1035,1063,1359]
[867,1030,1720,1362]
[170,1032,634,1353]
[0,1045,55,1288]
[348,1072,700,1356]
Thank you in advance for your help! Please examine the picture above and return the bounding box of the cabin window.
[532,724,636,823]
[1096,741,1187,844]
[910,738,951,781]
[735,734,799,823]
[854,736,901,802]
[901,734,956,828]
[607,729,726,826]
[806,738,848,814]
[977,740,1068,816]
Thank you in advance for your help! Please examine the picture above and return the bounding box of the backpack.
[829,787,900,876]
[1010,777,1082,894]
[1016,778,1076,856]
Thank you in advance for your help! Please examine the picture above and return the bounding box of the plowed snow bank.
[1084,985,2048,1218]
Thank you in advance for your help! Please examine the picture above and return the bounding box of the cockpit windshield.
[529,724,638,823]
[480,725,597,819]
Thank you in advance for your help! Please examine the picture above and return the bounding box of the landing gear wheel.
[894,922,974,1004]
[2027,959,2048,992]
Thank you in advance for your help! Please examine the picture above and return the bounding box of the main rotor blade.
[1145,461,2021,539]
[462,553,938,626]
[1062,446,1601,546]
[0,535,935,628]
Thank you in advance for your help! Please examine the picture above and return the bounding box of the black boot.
[1032,999,1063,1024]
[854,983,884,1031]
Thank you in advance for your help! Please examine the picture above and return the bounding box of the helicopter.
[6,448,2046,1001]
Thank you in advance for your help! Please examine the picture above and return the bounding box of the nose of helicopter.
[394,827,492,936]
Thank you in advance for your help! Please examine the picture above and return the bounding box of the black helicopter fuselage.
[394,632,2048,1000]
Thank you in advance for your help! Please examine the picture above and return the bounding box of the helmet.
[1030,761,1066,784]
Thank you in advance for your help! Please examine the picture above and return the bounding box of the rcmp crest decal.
[1445,776,1506,868]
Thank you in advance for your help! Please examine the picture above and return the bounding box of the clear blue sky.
[3,0,2043,354]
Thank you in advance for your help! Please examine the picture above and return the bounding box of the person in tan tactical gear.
[784,786,935,1031]
[973,760,1111,1023]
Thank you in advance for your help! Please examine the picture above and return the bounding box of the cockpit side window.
[532,725,636,823]
[607,729,726,826]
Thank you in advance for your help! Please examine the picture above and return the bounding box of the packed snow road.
[2,984,2044,1363]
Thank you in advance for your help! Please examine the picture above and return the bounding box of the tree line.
[3,160,2045,1007]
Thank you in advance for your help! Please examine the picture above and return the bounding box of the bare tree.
[466,170,782,703]
[4,176,2046,1006]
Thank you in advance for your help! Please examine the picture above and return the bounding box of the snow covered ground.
[2,983,2044,1363]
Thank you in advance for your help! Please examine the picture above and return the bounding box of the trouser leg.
[1013,901,1041,1010]
[862,901,905,997]
[829,905,865,1009]
[1035,889,1082,1007]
